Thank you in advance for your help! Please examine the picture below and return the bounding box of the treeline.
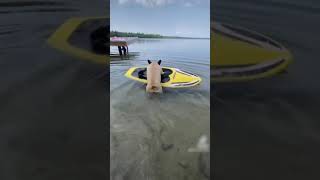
[110,31,163,38]
[110,31,209,39]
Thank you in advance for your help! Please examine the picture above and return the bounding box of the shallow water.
[212,0,320,179]
[110,38,210,180]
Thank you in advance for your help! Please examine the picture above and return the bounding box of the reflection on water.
[110,38,210,179]
[0,1,107,179]
[212,0,320,179]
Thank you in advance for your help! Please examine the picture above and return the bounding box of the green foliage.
[110,31,209,39]
[110,31,163,38]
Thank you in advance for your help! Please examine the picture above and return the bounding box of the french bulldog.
[146,60,163,93]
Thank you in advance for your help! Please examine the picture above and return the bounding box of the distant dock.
[110,37,138,56]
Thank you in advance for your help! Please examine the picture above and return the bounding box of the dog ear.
[148,60,152,64]
[158,60,162,65]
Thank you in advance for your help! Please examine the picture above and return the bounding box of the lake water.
[212,0,320,179]
[110,38,210,180]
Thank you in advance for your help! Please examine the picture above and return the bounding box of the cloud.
[118,0,129,4]
[115,0,172,7]
[116,0,202,7]
[183,2,193,7]
[137,0,172,7]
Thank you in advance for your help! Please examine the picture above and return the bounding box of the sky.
[110,0,210,38]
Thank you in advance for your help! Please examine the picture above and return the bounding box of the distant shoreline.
[155,37,210,40]
[110,31,209,40]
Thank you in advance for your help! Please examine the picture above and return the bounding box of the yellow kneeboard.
[125,67,202,88]
[211,22,293,82]
[47,16,108,64]
[47,16,293,82]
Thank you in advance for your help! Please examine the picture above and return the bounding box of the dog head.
[148,60,161,66]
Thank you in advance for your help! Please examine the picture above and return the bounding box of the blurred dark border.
[211,0,320,180]
[0,1,109,179]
